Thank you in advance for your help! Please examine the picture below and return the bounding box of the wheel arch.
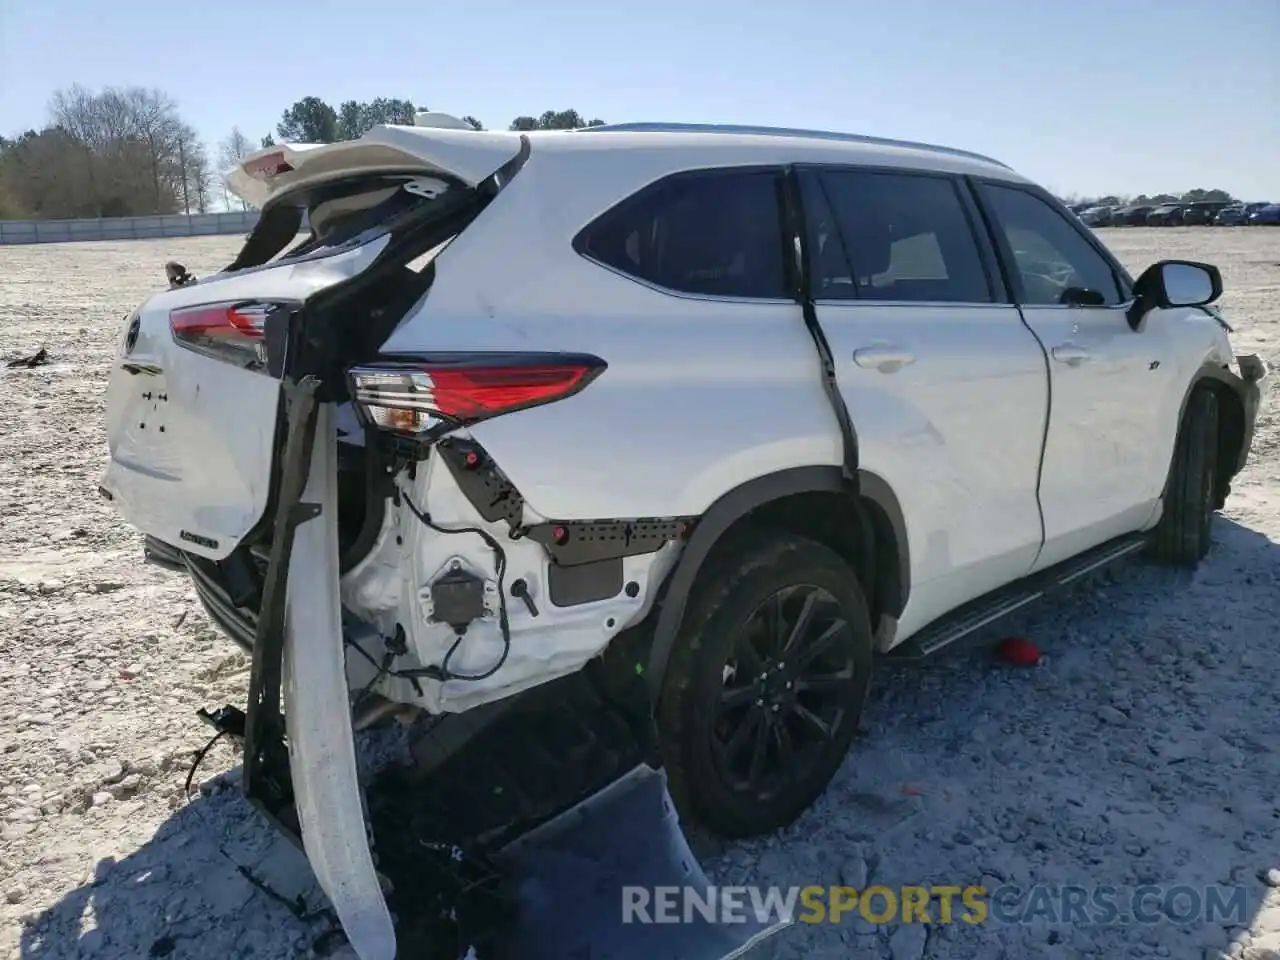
[645,465,909,700]
[1167,361,1251,508]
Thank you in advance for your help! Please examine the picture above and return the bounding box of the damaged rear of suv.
[102,116,791,960]
[103,114,1265,959]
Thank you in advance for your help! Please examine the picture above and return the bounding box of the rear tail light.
[348,353,606,437]
[169,301,289,370]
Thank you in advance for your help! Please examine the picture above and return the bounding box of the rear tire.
[1149,387,1219,567]
[656,533,873,838]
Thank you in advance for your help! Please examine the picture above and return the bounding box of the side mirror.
[1127,260,1223,330]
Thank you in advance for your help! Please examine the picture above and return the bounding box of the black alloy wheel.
[711,584,859,801]
[657,534,874,838]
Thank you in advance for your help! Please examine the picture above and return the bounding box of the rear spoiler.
[224,124,526,210]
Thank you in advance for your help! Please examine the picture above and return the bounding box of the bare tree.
[218,126,256,210]
[121,88,184,211]
[46,84,193,216]
[173,125,212,213]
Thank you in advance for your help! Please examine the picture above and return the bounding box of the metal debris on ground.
[6,347,49,368]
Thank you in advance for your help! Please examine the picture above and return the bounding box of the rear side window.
[575,170,788,299]
[802,169,992,303]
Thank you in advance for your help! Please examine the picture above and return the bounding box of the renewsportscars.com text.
[621,884,1249,927]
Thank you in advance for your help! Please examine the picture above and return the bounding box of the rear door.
[800,167,1049,637]
[223,124,526,209]
[100,126,525,560]
[100,240,396,560]
[973,180,1180,570]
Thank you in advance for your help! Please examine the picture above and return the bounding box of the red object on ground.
[996,636,1042,665]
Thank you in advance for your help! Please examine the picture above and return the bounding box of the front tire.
[656,533,874,838]
[1149,387,1219,567]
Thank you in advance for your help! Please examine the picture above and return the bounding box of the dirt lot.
[1,228,1278,960]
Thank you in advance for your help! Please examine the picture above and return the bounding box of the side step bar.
[883,532,1149,662]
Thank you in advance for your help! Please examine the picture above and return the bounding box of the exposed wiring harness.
[343,619,423,700]
[398,486,512,682]
[341,483,513,689]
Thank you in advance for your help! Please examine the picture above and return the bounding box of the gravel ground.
[1,228,1277,960]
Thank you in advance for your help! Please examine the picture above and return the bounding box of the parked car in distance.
[1114,204,1154,226]
[1146,203,1186,226]
[1080,205,1116,227]
[1215,202,1268,225]
[1180,200,1233,225]
[1248,203,1280,225]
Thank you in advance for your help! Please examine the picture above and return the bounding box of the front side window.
[802,169,992,303]
[576,170,788,299]
[979,184,1124,306]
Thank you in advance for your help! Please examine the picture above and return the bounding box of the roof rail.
[579,122,1011,170]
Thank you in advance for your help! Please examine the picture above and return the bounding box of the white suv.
[101,116,1265,958]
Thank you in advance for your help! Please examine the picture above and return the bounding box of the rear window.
[286,185,420,255]
[575,170,789,299]
[226,175,459,275]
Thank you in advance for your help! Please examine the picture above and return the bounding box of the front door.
[974,181,1180,571]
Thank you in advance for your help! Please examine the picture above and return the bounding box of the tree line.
[0,86,212,220]
[254,96,604,146]
[0,88,605,220]
[1,86,1244,220]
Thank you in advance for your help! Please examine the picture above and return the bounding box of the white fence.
[0,211,261,245]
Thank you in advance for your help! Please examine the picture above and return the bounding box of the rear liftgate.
[221,216,787,960]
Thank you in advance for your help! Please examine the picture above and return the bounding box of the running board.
[882,533,1149,662]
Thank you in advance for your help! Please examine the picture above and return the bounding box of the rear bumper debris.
[216,385,787,958]
[363,665,788,959]
[492,763,786,960]
[173,550,258,652]
[142,535,186,573]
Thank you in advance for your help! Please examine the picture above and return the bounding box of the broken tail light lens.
[348,353,606,437]
[169,301,288,370]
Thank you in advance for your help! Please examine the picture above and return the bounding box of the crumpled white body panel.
[283,404,396,959]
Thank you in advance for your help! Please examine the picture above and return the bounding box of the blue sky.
[2,0,1276,200]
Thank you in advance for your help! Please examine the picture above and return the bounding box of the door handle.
[1051,343,1092,366]
[852,346,915,371]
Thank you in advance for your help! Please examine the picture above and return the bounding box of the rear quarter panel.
[378,152,842,522]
